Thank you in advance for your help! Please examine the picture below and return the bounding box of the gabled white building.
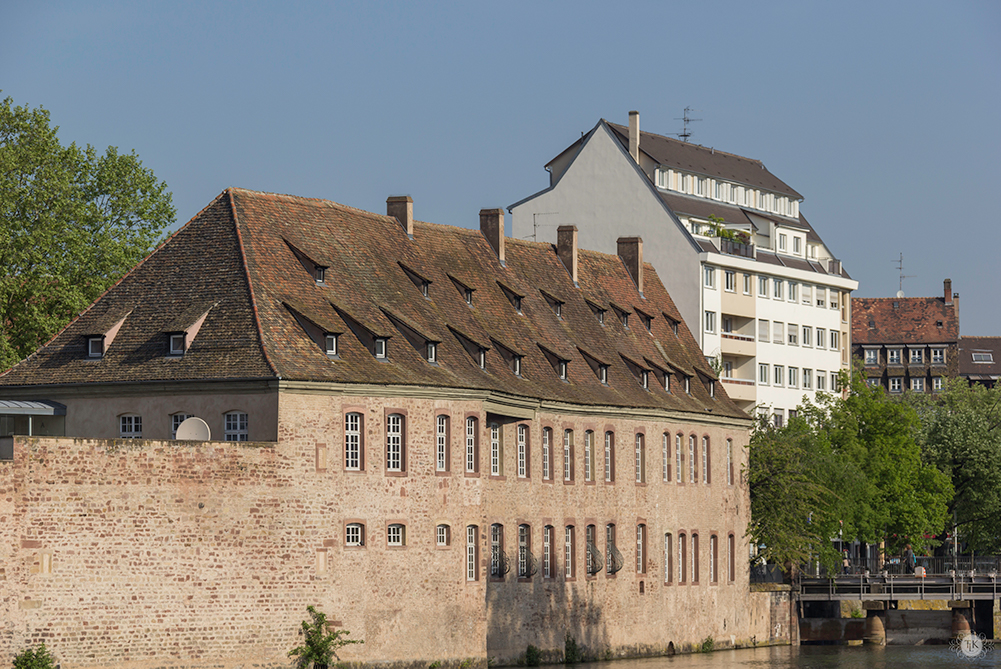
[510,112,858,424]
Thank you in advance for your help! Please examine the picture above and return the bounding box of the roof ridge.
[607,121,766,166]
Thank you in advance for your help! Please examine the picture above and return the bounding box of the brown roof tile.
[958,336,1001,378]
[852,296,959,345]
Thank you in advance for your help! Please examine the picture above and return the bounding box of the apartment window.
[758,276,768,296]
[890,377,902,393]
[704,311,716,334]
[710,535,719,583]
[758,363,769,385]
[542,428,552,480]
[911,378,925,392]
[325,334,338,356]
[830,292,839,309]
[817,372,827,391]
[972,352,994,363]
[726,439,733,486]
[688,435,696,483]
[773,411,784,428]
[563,430,574,482]
[490,524,505,578]
[724,270,736,292]
[169,333,186,356]
[802,284,813,306]
[701,436,710,485]
[120,415,142,439]
[831,373,840,391]
[789,367,798,387]
[662,433,670,482]
[723,361,733,378]
[793,237,802,254]
[584,430,594,482]
[728,534,736,582]
[374,337,387,359]
[817,328,826,349]
[932,348,945,364]
[88,336,105,358]
[543,526,554,578]
[704,266,716,289]
[864,349,878,365]
[346,523,365,547]
[466,417,479,473]
[314,266,327,284]
[436,415,449,472]
[788,282,798,302]
[772,321,784,344]
[758,319,769,341]
[636,525,647,574]
[517,425,528,478]
[816,286,826,307]
[773,279,783,300]
[802,326,812,347]
[778,233,787,251]
[386,413,405,472]
[743,274,751,294]
[773,365,784,387]
[345,412,364,470]
[489,422,502,476]
[679,533,687,583]
[803,369,813,390]
[664,533,673,583]
[605,524,618,574]
[933,377,943,391]
[830,330,839,351]
[518,524,531,578]
[466,526,479,580]
[635,433,645,483]
[171,413,191,439]
[224,412,248,441]
[565,526,576,578]
[788,325,798,346]
[888,349,901,364]
[387,523,406,547]
[437,524,451,546]
[910,349,924,364]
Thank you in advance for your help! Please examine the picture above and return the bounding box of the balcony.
[721,332,755,357]
[721,377,756,403]
[720,238,754,258]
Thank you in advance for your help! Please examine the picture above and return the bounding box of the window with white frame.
[224,412,248,441]
[169,333,186,356]
[816,328,826,349]
[724,271,735,292]
[518,524,531,577]
[675,434,682,483]
[436,415,448,472]
[636,524,646,574]
[325,334,338,356]
[830,330,839,351]
[563,430,573,482]
[701,436,709,485]
[120,415,142,439]
[803,369,813,390]
[603,431,614,482]
[788,282,797,302]
[773,411,784,428]
[565,526,575,578]
[774,279,783,299]
[662,433,669,482]
[788,324,798,346]
[88,336,105,358]
[816,286,826,307]
[774,365,784,386]
[911,378,925,392]
[704,311,716,333]
[743,274,751,294]
[171,413,191,439]
[910,349,923,364]
[467,526,478,580]
[437,524,450,546]
[635,433,645,483]
[466,417,478,473]
[793,237,801,254]
[345,412,363,470]
[688,435,696,483]
[387,523,406,546]
[759,276,768,296]
[890,377,902,393]
[831,372,839,391]
[542,427,551,480]
[932,348,945,364]
[584,430,593,482]
[704,266,716,289]
[759,363,769,384]
[778,233,787,251]
[864,349,878,365]
[758,319,769,341]
[972,352,995,363]
[386,413,404,472]
[346,523,365,546]
[817,372,827,391]
[374,337,387,359]
[489,421,502,476]
[888,349,901,364]
[490,524,504,577]
[802,325,812,347]
[788,367,799,387]
[830,291,839,309]
[772,321,784,344]
[517,425,528,478]
[543,525,553,578]
[933,377,943,391]
[802,284,812,305]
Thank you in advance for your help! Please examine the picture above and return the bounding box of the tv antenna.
[524,212,559,241]
[894,252,915,297]
[674,107,702,142]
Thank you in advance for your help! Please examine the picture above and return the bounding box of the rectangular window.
[605,524,617,574]
[584,430,593,482]
[565,526,575,578]
[437,524,450,546]
[788,324,798,346]
[518,524,530,577]
[436,415,449,472]
[758,276,768,296]
[710,535,719,583]
[171,413,191,439]
[88,336,104,358]
[817,372,827,391]
[688,435,696,483]
[773,411,784,428]
[662,433,669,482]
[675,434,682,483]
[778,233,787,251]
[888,349,901,364]
[816,286,826,308]
[743,274,751,294]
[490,524,504,578]
[793,237,801,254]
[773,279,783,300]
[932,348,945,364]
[517,425,528,478]
[910,349,923,364]
[828,330,838,351]
[865,349,878,365]
[345,412,363,470]
[701,436,709,485]
[724,271,736,292]
[774,365,784,387]
[758,363,769,384]
[803,368,813,390]
[636,525,646,574]
[225,412,248,441]
[911,377,925,392]
[726,439,733,486]
[772,321,784,344]
[788,282,797,302]
[543,526,553,578]
[169,333,185,355]
[802,326,812,347]
[374,337,387,359]
[325,334,338,356]
[972,352,994,363]
[816,328,826,349]
[665,534,673,583]
[802,284,812,305]
[467,526,478,580]
[704,311,716,334]
[120,415,142,439]
[386,413,404,472]
[346,523,364,547]
[542,428,551,480]
[563,430,574,482]
[704,266,716,289]
[758,319,769,341]
[489,422,502,476]
[831,372,840,391]
[635,433,645,483]
[830,292,839,309]
[890,377,902,393]
[466,417,478,473]
[604,431,614,482]
[933,377,943,391]
[788,367,798,387]
[387,523,405,547]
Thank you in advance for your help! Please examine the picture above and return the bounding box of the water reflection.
[573,644,999,668]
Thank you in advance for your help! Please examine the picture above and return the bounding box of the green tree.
[907,380,1001,552]
[288,606,361,669]
[12,643,57,669]
[0,96,175,371]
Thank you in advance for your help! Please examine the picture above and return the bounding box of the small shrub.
[524,644,541,666]
[429,662,442,669]
[564,634,583,664]
[288,606,362,669]
[850,607,864,619]
[699,636,714,653]
[13,644,57,669]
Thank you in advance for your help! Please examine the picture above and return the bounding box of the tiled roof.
[958,336,1001,379]
[606,123,802,199]
[851,296,959,345]
[0,189,745,419]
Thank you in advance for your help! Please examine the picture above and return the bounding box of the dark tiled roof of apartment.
[958,336,1001,379]
[606,123,802,199]
[0,189,745,419]
[851,297,959,345]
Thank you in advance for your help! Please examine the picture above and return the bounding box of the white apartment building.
[510,112,858,423]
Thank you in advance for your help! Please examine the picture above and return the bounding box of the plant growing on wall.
[288,606,362,669]
[13,643,57,669]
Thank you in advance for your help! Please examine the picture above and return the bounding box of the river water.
[576,644,1000,668]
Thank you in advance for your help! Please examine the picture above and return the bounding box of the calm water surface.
[575,644,1000,668]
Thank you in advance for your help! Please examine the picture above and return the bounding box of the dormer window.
[427,341,437,363]
[88,336,105,358]
[541,292,564,319]
[498,282,523,314]
[558,360,567,380]
[315,266,327,284]
[325,334,338,356]
[464,288,473,305]
[401,264,432,299]
[539,345,569,382]
[599,365,608,385]
[641,370,650,390]
[637,310,653,332]
[587,301,606,325]
[685,377,691,394]
[374,338,388,359]
[709,380,715,398]
[492,339,523,378]
[612,305,630,329]
[513,355,522,377]
[478,348,487,370]
[169,333,186,356]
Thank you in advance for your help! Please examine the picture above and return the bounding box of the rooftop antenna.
[525,212,559,241]
[674,107,702,143]
[894,252,915,298]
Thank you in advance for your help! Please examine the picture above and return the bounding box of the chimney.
[944,278,953,305]
[479,208,505,264]
[628,110,640,163]
[387,196,413,238]
[556,225,578,285]
[617,236,644,295]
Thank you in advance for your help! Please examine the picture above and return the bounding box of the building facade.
[958,336,1000,388]
[509,112,857,425]
[851,280,960,393]
[0,189,760,668]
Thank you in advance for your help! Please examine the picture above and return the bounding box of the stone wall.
[1,391,752,668]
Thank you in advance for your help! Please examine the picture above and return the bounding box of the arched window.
[726,438,734,486]
[489,421,502,476]
[636,524,647,574]
[542,428,552,480]
[635,433,645,483]
[466,525,479,581]
[702,436,710,485]
[436,415,449,472]
[676,433,683,483]
[564,525,576,578]
[662,433,669,482]
[517,425,529,478]
[664,533,673,583]
[584,430,594,482]
[436,524,451,546]
[710,534,718,583]
[679,533,687,583]
[543,525,554,578]
[692,533,700,584]
[563,430,574,482]
[604,431,615,482]
[387,523,406,547]
[346,522,365,547]
[688,435,696,483]
[490,523,505,578]
[465,416,478,473]
[728,533,736,582]
[517,524,533,578]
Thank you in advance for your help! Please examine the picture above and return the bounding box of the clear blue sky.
[3,1,999,333]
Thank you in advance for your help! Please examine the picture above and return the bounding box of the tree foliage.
[12,643,57,669]
[288,606,361,669]
[0,96,175,371]
[748,370,953,570]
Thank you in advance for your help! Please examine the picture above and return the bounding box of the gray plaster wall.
[511,124,702,335]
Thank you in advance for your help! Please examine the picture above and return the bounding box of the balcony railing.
[722,377,755,386]
[720,238,754,258]
[722,332,754,342]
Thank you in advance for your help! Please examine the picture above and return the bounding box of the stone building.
[0,189,761,668]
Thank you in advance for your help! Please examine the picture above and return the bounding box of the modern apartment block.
[510,112,857,424]
[851,280,961,393]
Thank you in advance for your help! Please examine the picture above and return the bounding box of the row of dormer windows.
[862,347,947,366]
[656,168,799,219]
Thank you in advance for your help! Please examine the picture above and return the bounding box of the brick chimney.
[387,196,413,238]
[628,110,640,163]
[944,278,953,305]
[480,208,505,264]
[556,225,578,285]
[617,236,644,295]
